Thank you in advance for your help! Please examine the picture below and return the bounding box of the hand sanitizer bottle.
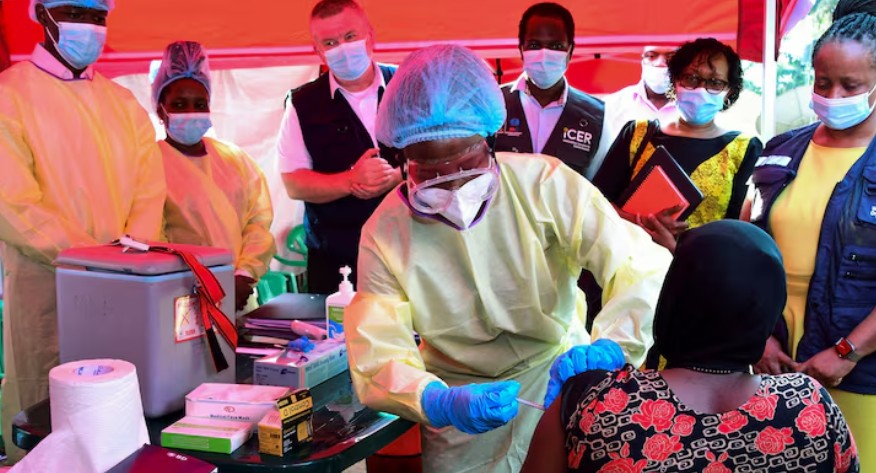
[326,266,355,337]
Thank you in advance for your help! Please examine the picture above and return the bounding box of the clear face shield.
[404,140,499,219]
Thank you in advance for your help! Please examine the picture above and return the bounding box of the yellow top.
[770,142,864,279]
[629,119,752,228]
[770,141,864,355]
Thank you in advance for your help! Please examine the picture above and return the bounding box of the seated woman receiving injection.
[523,220,859,473]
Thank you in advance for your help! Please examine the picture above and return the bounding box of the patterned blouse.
[591,120,762,227]
[561,366,859,473]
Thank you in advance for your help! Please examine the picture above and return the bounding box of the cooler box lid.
[55,242,233,275]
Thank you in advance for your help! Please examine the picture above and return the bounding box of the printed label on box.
[175,295,205,343]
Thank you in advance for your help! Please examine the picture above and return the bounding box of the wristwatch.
[834,337,863,363]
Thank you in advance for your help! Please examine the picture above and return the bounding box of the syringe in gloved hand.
[516,397,546,411]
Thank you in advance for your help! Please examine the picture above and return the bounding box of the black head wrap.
[648,220,786,372]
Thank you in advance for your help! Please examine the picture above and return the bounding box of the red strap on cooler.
[151,246,237,373]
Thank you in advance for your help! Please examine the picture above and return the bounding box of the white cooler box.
[56,242,236,418]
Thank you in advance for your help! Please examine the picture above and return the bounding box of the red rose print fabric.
[741,392,779,421]
[703,452,731,473]
[795,392,827,437]
[561,366,859,472]
[670,414,695,437]
[717,410,748,434]
[631,399,676,432]
[595,388,630,414]
[754,426,794,455]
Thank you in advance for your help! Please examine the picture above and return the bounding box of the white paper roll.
[11,359,149,473]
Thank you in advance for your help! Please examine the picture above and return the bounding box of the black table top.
[13,359,415,472]
[243,293,327,322]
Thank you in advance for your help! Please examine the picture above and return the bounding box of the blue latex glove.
[421,380,521,434]
[543,339,625,408]
[287,336,315,353]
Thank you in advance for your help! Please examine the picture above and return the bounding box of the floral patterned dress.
[561,366,859,472]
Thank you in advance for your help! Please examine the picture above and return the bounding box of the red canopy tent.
[4,0,807,93]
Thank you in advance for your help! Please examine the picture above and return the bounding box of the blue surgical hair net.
[150,41,212,111]
[30,0,115,21]
[376,44,506,149]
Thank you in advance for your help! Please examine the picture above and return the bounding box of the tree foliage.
[744,0,837,95]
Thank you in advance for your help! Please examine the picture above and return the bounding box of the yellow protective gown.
[346,152,672,473]
[160,138,275,281]
[0,62,165,462]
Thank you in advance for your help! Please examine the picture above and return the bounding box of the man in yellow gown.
[0,0,165,461]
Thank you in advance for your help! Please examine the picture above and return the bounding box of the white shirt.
[30,44,96,81]
[510,74,614,179]
[603,81,677,139]
[277,63,386,173]
[512,74,568,154]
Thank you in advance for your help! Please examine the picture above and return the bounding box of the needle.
[517,397,545,411]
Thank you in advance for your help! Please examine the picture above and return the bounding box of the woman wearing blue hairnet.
[344,44,671,473]
[152,41,275,312]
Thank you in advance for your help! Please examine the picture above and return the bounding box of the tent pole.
[761,0,778,140]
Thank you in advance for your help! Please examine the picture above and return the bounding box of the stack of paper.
[241,319,328,347]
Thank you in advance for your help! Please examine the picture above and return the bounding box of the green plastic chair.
[256,271,294,305]
[273,224,307,267]
[273,224,308,292]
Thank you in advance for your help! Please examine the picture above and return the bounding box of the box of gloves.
[254,338,348,389]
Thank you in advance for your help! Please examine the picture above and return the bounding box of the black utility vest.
[289,65,398,262]
[495,83,605,177]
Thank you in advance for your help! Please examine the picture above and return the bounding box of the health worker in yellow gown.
[345,44,671,473]
[151,41,276,312]
[0,0,166,462]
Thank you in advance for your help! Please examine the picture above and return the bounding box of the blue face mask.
[522,49,568,90]
[675,87,726,126]
[811,83,876,131]
[165,112,212,146]
[46,12,107,70]
[324,39,372,81]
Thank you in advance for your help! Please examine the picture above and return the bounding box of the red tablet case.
[617,145,703,221]
[106,445,218,473]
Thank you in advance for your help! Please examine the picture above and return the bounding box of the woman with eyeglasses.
[750,1,876,468]
[593,38,762,252]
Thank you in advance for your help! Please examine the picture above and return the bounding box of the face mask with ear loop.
[811,82,876,130]
[401,139,500,230]
[522,49,568,90]
[161,106,213,146]
[675,87,727,126]
[44,10,107,70]
[325,39,372,81]
[642,64,670,94]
